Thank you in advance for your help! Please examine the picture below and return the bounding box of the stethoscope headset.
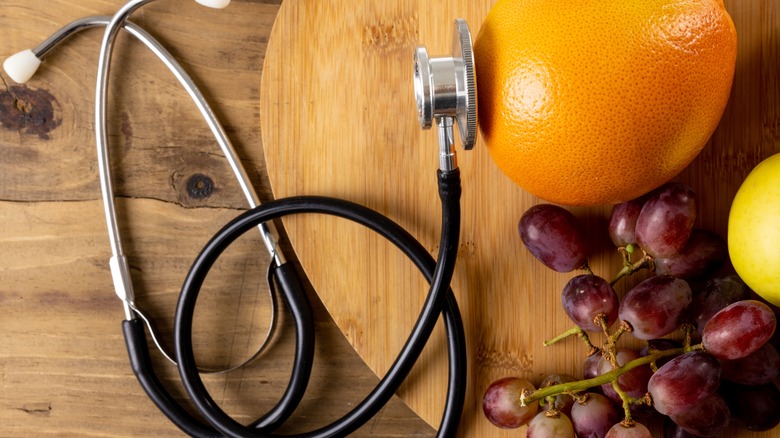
[3,0,478,436]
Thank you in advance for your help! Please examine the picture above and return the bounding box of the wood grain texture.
[0,0,432,436]
[260,0,780,436]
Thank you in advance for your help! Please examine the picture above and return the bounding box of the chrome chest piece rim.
[413,18,478,151]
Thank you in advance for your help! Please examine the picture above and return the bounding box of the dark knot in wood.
[187,173,214,199]
[0,85,62,139]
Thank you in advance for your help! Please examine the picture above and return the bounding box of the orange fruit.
[474,0,737,206]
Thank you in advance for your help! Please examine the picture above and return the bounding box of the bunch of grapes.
[483,182,779,437]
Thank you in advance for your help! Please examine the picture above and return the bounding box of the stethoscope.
[3,1,477,436]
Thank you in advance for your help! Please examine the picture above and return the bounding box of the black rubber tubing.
[125,169,466,437]
[123,319,220,437]
[174,169,465,437]
[252,261,315,432]
[122,262,314,436]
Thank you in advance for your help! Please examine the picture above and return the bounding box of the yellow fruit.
[728,153,780,307]
[474,0,737,206]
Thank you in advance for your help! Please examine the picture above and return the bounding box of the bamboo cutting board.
[260,1,779,435]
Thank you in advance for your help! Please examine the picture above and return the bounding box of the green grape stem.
[611,380,635,426]
[603,320,633,367]
[611,380,652,426]
[681,323,695,351]
[519,344,703,407]
[543,325,599,356]
[544,326,583,346]
[610,250,653,286]
[580,260,594,275]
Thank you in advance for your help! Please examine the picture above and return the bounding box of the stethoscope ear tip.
[194,0,230,9]
[3,49,41,84]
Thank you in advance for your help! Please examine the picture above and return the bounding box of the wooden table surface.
[2,1,780,438]
[0,0,432,436]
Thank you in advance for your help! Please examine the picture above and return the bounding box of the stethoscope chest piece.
[414,19,477,151]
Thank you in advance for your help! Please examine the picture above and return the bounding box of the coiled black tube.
[124,169,466,437]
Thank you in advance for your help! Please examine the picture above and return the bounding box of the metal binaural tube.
[32,17,106,58]
[94,0,157,320]
[438,117,457,172]
[21,0,286,320]
[84,0,284,321]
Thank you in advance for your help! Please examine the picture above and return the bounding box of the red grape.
[635,182,697,258]
[653,229,727,280]
[618,275,692,340]
[561,274,619,332]
[582,352,602,380]
[527,411,575,438]
[647,351,720,416]
[539,374,576,416]
[720,342,780,385]
[518,204,589,272]
[605,422,652,438]
[702,299,777,360]
[687,275,749,336]
[608,197,645,247]
[570,393,619,438]
[598,349,653,403]
[719,381,780,431]
[482,377,539,428]
[669,393,730,437]
[485,182,780,436]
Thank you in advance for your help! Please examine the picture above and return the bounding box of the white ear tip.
[3,49,42,84]
[195,0,230,8]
